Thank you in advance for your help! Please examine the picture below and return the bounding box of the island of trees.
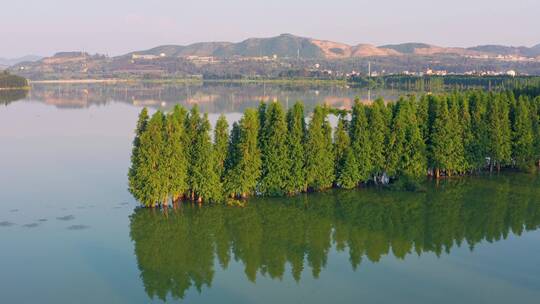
[128,89,540,207]
[0,71,28,89]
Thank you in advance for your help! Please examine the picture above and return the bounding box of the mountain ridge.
[125,34,540,60]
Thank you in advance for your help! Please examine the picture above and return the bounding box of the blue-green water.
[1,84,539,303]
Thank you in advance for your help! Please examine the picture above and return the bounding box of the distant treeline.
[128,89,540,207]
[0,71,28,89]
[349,75,540,92]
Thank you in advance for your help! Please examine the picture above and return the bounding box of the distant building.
[506,70,517,77]
[132,54,160,60]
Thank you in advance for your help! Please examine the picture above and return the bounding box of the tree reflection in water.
[129,174,540,301]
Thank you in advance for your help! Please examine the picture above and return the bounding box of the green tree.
[185,106,203,199]
[135,111,167,207]
[486,94,512,171]
[305,105,334,191]
[512,97,534,170]
[128,108,149,204]
[214,115,229,180]
[285,102,307,194]
[164,105,188,203]
[387,98,426,178]
[334,115,358,188]
[350,100,372,182]
[469,92,490,170]
[259,102,291,196]
[224,109,262,198]
[369,98,389,180]
[191,114,221,202]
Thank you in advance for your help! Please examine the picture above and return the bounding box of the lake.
[1,83,539,303]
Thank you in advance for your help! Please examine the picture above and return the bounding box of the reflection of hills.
[26,83,403,112]
[129,174,540,302]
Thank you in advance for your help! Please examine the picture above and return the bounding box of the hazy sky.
[1,0,539,58]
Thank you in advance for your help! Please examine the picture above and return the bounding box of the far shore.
[29,79,131,84]
[27,78,347,86]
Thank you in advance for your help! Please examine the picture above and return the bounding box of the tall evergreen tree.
[259,102,291,196]
[135,111,167,207]
[486,95,512,171]
[459,94,475,172]
[305,105,335,191]
[469,92,490,170]
[214,115,229,180]
[512,97,534,170]
[369,98,389,180]
[350,100,372,182]
[128,108,149,204]
[429,96,452,177]
[448,95,466,174]
[191,114,221,202]
[334,115,359,188]
[531,97,540,167]
[164,105,188,203]
[185,106,202,199]
[224,109,262,198]
[387,99,426,178]
[285,102,307,194]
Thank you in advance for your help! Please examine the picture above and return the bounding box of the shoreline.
[27,78,346,86]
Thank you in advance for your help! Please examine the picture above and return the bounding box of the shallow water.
[1,83,539,303]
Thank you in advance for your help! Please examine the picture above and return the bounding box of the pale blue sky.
[1,0,539,57]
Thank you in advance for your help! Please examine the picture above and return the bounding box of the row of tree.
[0,71,28,89]
[128,90,540,207]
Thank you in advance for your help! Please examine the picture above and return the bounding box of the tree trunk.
[435,168,440,179]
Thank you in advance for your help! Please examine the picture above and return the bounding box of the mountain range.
[126,34,540,60]
[7,34,540,79]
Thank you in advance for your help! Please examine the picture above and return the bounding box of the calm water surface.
[1,83,539,303]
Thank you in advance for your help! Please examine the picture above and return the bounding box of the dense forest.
[349,75,540,92]
[128,89,540,207]
[0,71,28,89]
[129,174,540,301]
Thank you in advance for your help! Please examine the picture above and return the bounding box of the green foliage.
[128,108,149,204]
[285,102,307,194]
[259,102,291,196]
[136,111,167,207]
[127,88,540,206]
[305,105,334,191]
[386,98,427,178]
[214,115,229,179]
[164,105,189,201]
[369,98,389,177]
[334,116,359,189]
[512,97,534,170]
[350,100,372,182]
[224,109,262,198]
[190,114,221,202]
[0,71,28,88]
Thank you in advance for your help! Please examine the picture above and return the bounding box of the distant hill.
[380,43,432,54]
[9,34,540,80]
[0,55,42,66]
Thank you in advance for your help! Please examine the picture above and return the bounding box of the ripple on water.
[38,218,48,222]
[66,225,89,231]
[9,209,19,213]
[56,215,75,221]
[0,221,16,227]
[22,223,39,228]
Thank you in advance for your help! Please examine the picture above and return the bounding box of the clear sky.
[1,0,539,58]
